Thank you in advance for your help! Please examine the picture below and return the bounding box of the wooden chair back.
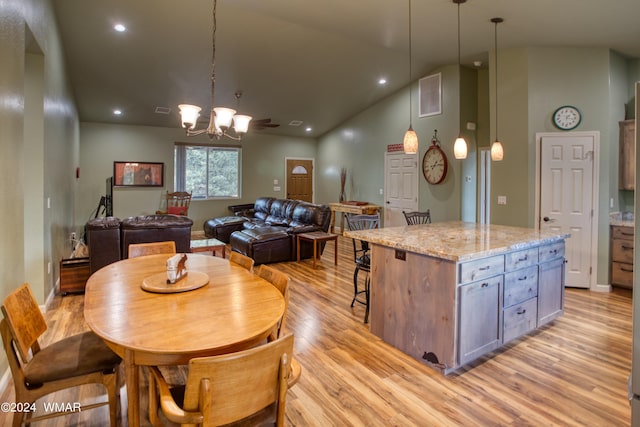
[258,265,290,340]
[128,241,176,258]
[150,333,296,427]
[229,251,255,272]
[403,210,432,225]
[157,191,192,216]
[1,283,47,363]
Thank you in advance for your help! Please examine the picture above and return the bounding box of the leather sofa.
[86,214,193,274]
[203,197,331,265]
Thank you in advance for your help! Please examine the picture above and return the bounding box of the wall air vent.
[155,106,172,115]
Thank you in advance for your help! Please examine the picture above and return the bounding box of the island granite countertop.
[343,221,570,262]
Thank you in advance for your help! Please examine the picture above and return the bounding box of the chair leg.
[364,272,371,324]
[351,267,360,307]
[105,369,120,427]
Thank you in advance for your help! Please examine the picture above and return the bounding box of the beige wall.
[77,123,317,232]
[0,0,80,373]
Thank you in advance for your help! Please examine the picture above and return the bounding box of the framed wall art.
[113,161,164,187]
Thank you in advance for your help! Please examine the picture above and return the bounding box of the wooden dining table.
[84,253,285,427]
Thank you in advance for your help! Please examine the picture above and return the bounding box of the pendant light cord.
[408,0,413,128]
[494,20,498,142]
[211,0,217,110]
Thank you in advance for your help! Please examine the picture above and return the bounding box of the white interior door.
[539,133,598,289]
[384,152,418,227]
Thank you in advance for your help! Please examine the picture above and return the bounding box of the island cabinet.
[354,222,569,375]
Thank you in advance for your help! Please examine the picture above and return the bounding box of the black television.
[105,176,113,217]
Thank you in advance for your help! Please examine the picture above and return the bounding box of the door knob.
[543,216,555,222]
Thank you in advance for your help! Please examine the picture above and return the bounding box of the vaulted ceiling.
[52,0,640,138]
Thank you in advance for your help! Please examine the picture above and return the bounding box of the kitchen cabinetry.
[611,225,634,289]
[357,222,568,375]
[620,119,635,190]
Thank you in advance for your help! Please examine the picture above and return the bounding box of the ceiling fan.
[250,118,280,130]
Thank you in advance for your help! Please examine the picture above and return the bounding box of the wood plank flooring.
[0,236,632,426]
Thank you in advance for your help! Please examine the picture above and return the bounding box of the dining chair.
[156,191,192,216]
[0,283,122,427]
[345,213,381,323]
[148,333,301,427]
[403,210,432,225]
[127,240,176,258]
[229,250,255,272]
[258,264,290,341]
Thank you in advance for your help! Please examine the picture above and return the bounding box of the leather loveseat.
[203,197,331,265]
[86,214,193,274]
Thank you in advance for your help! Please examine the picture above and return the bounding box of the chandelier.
[178,0,252,141]
[403,0,418,154]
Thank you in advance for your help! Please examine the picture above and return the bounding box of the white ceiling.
[52,0,640,138]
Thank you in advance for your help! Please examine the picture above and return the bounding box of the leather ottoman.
[203,216,247,243]
[230,227,292,265]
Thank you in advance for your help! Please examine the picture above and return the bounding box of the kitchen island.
[344,221,569,374]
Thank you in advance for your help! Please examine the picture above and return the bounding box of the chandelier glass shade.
[178,0,252,141]
[403,0,418,154]
[453,0,467,160]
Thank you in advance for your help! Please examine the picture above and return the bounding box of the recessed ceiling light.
[114,24,126,32]
[288,120,303,127]
[113,109,122,115]
[305,127,312,132]
[378,78,387,85]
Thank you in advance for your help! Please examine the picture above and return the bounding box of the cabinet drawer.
[505,248,538,272]
[459,255,504,284]
[504,265,538,307]
[60,258,90,294]
[503,297,538,344]
[612,226,634,241]
[612,238,634,264]
[539,241,565,263]
[612,262,633,287]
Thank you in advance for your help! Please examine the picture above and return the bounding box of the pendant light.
[452,0,467,160]
[490,17,504,161]
[403,0,418,154]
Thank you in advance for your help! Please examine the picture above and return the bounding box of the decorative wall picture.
[113,161,164,187]
[419,73,442,117]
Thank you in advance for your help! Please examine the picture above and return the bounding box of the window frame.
[174,142,242,200]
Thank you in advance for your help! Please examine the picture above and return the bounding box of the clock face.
[422,145,448,185]
[553,105,581,130]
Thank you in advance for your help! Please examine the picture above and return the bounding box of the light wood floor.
[0,236,632,426]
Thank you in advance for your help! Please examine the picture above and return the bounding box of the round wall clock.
[422,133,448,185]
[552,105,581,130]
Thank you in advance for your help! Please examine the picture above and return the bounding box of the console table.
[329,202,381,234]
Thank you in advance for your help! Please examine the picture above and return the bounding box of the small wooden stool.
[190,238,226,258]
[297,231,339,269]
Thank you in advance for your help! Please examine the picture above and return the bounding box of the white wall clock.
[552,105,581,130]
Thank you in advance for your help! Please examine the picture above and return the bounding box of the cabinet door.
[620,120,635,190]
[538,257,565,326]
[458,275,502,365]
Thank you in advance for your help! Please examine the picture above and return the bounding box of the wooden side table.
[297,231,339,269]
[329,202,381,234]
[190,238,226,258]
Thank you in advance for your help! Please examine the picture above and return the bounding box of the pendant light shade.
[491,17,504,161]
[403,0,418,154]
[453,0,467,159]
[454,137,468,159]
[404,126,419,154]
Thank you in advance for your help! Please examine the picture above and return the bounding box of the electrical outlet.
[498,196,507,205]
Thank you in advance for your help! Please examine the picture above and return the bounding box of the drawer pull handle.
[517,255,528,262]
[479,266,491,271]
[621,267,634,273]
[621,232,634,236]
[518,276,528,281]
[517,308,527,315]
[622,245,633,250]
[481,282,489,288]
[549,249,558,255]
